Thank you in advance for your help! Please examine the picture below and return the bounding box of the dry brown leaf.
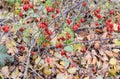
[87,34,94,40]
[105,50,113,57]
[94,41,100,49]
[91,56,98,65]
[1,66,9,77]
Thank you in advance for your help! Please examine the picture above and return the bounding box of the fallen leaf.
[67,67,77,74]
[1,66,9,77]
[109,58,117,65]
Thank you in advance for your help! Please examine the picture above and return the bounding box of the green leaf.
[45,0,52,6]
[63,27,74,44]
[6,0,14,5]
[37,34,46,45]
[0,45,7,54]
[64,45,73,52]
[0,53,14,67]
[61,57,69,68]
[18,0,22,4]
[14,24,20,33]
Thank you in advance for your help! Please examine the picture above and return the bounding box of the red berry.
[61,50,66,56]
[66,18,71,24]
[39,23,45,28]
[23,4,29,11]
[56,8,60,14]
[29,4,34,8]
[96,14,102,19]
[47,30,52,35]
[35,18,39,23]
[61,36,66,41]
[118,21,120,25]
[82,1,87,7]
[110,10,114,15]
[46,6,54,12]
[19,12,23,17]
[19,45,25,51]
[76,23,80,27]
[80,47,86,53]
[52,14,55,18]
[31,52,36,56]
[43,22,48,27]
[1,26,9,33]
[19,27,24,32]
[46,57,51,63]
[57,38,60,41]
[80,18,85,23]
[95,22,99,26]
[72,25,78,31]
[43,43,47,47]
[118,25,120,31]
[95,9,100,13]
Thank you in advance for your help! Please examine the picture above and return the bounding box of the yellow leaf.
[113,39,120,46]
[43,67,52,75]
[73,44,82,51]
[84,76,89,79]
[60,61,65,66]
[109,58,117,65]
[109,69,116,76]
[74,75,80,79]
[67,67,77,74]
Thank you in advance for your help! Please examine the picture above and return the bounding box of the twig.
[23,31,42,79]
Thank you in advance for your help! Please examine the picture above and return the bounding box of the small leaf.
[67,67,77,74]
[61,57,69,68]
[0,45,7,53]
[113,39,120,46]
[64,45,73,52]
[109,58,117,65]
[45,0,52,6]
[43,67,52,75]
[0,53,14,67]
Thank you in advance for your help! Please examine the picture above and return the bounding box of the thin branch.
[23,31,42,79]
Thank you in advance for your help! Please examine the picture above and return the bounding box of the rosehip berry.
[46,6,54,12]
[43,22,48,27]
[95,22,99,26]
[35,18,39,23]
[52,14,55,18]
[72,25,78,31]
[39,23,45,28]
[80,18,85,23]
[76,23,80,27]
[19,12,23,17]
[19,45,25,51]
[56,8,60,14]
[47,30,52,35]
[57,38,60,41]
[1,26,9,33]
[118,25,120,31]
[46,57,51,63]
[61,50,66,56]
[96,14,102,19]
[61,36,66,41]
[66,18,71,24]
[110,10,114,15]
[80,47,86,53]
[31,52,36,56]
[82,1,87,7]
[29,4,34,8]
[23,4,29,11]
[43,43,47,47]
[19,27,24,32]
